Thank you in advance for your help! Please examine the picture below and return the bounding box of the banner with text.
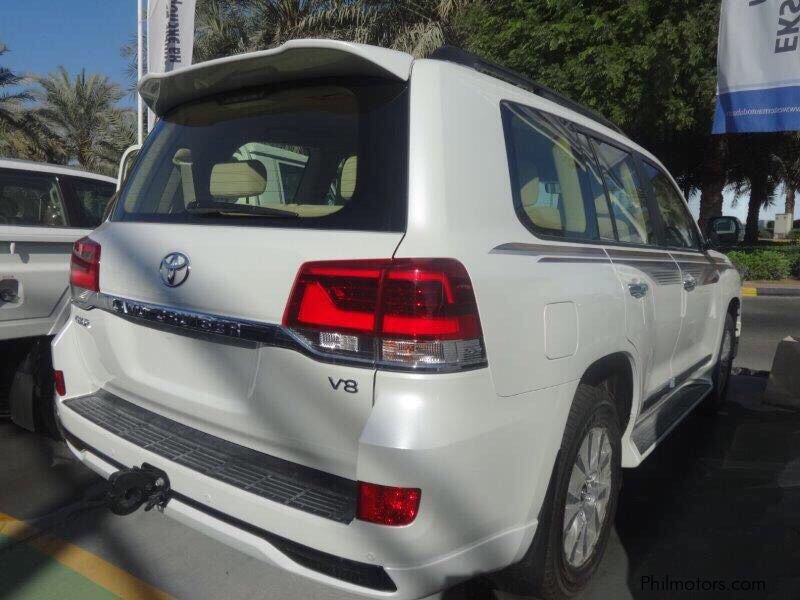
[714,0,800,133]
[147,0,197,75]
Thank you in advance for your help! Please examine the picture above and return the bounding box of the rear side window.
[502,103,605,240]
[114,81,409,232]
[641,161,699,249]
[65,177,116,228]
[0,169,67,227]
[592,140,655,246]
[713,219,735,234]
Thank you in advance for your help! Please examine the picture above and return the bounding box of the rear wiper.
[185,202,298,218]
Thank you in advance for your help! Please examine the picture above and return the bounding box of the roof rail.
[428,46,624,135]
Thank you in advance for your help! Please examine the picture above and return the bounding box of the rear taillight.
[282,259,486,371]
[70,237,101,293]
[357,482,421,526]
[54,370,66,396]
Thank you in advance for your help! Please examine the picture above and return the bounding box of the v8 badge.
[329,377,358,394]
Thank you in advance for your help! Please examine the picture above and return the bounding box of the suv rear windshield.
[113,80,408,232]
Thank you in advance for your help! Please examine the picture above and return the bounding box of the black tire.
[8,338,60,439]
[32,339,60,439]
[701,313,735,413]
[498,384,622,599]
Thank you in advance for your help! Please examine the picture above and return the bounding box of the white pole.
[147,0,156,132]
[136,0,144,145]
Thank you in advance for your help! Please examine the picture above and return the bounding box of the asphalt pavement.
[736,297,800,371]
[1,295,799,600]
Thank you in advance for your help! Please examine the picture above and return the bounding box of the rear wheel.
[500,384,622,599]
[8,338,59,439]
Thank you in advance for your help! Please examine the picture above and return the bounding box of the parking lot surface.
[735,297,800,371]
[1,296,799,599]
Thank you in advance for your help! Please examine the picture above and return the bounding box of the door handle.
[0,288,17,303]
[683,275,697,292]
[628,281,649,299]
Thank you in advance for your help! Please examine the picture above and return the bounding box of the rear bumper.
[58,412,535,599]
[53,318,579,598]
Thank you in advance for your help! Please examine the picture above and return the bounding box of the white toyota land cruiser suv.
[53,41,741,599]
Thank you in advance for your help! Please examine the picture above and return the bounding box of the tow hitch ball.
[107,464,171,516]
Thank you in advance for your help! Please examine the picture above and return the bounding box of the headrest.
[210,160,268,198]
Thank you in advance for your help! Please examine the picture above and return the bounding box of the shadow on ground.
[442,375,800,599]
[2,374,800,600]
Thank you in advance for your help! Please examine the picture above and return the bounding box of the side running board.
[632,382,712,454]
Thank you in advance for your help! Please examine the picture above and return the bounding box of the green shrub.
[726,250,792,280]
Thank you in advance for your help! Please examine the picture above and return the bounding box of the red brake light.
[70,237,101,293]
[357,482,421,526]
[381,260,482,340]
[54,370,66,396]
[282,259,486,370]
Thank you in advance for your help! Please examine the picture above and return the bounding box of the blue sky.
[2,0,136,107]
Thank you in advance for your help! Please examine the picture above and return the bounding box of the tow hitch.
[107,463,172,516]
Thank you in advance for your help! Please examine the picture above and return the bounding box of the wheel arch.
[578,352,636,435]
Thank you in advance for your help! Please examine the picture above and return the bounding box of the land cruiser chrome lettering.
[110,298,242,337]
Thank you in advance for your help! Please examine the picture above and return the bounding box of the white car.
[0,159,115,434]
[52,40,741,600]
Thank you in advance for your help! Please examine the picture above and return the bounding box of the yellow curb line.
[741,287,758,296]
[0,512,172,600]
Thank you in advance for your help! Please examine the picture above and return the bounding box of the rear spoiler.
[139,39,413,117]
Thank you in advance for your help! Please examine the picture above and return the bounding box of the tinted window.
[502,103,606,240]
[278,162,304,203]
[114,81,408,232]
[68,177,116,228]
[592,140,655,246]
[641,162,699,249]
[713,219,735,234]
[0,169,66,227]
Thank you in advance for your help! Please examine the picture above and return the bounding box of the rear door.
[0,167,88,340]
[591,140,682,408]
[74,80,409,479]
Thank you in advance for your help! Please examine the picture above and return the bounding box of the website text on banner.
[714,0,800,134]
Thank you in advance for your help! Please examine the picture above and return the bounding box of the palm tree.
[123,1,477,86]
[194,0,251,62]
[34,67,134,174]
[0,42,31,128]
[189,0,477,62]
[771,135,800,218]
[0,41,48,158]
[727,133,782,243]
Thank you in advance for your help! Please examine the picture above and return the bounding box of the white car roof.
[0,158,116,184]
[139,39,413,116]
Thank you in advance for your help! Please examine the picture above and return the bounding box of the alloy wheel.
[562,426,613,568]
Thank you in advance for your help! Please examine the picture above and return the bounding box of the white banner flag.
[147,0,197,75]
[714,0,800,133]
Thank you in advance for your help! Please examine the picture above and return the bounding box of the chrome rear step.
[64,391,357,523]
